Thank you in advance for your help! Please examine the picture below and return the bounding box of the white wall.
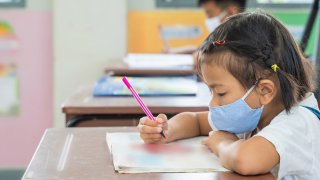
[54,0,127,127]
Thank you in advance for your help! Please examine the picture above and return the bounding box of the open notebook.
[106,132,229,173]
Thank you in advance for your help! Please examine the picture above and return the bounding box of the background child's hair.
[197,11,315,112]
[198,0,246,13]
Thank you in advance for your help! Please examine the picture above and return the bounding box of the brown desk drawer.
[65,114,176,127]
[74,119,139,127]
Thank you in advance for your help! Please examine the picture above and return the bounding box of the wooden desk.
[105,59,195,76]
[62,83,210,127]
[22,127,275,180]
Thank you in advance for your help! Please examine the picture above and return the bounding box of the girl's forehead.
[202,64,247,93]
[202,63,238,86]
[198,50,253,89]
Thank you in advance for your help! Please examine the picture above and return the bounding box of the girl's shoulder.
[269,106,319,130]
[254,106,320,150]
[255,105,320,180]
[299,93,319,109]
[270,91,319,128]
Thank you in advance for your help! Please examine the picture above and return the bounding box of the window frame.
[246,0,312,9]
[0,0,26,8]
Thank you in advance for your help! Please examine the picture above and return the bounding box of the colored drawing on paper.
[0,64,20,117]
[107,132,229,173]
[0,20,19,54]
[131,144,193,154]
[126,145,164,167]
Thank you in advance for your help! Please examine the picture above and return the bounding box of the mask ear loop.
[241,79,262,100]
[241,85,256,100]
[241,82,265,110]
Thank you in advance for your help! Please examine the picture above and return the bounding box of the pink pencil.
[122,76,166,138]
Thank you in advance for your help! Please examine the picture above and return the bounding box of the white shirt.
[256,93,320,180]
[208,93,320,179]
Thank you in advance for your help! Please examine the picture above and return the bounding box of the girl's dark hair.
[197,11,315,112]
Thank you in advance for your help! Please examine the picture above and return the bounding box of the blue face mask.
[209,85,263,134]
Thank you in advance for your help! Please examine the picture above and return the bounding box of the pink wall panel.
[0,11,53,167]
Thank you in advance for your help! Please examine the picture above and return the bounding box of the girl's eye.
[217,93,226,97]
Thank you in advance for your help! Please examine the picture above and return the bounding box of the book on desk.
[93,75,198,97]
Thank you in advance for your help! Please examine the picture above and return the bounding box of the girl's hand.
[202,130,239,155]
[137,114,169,144]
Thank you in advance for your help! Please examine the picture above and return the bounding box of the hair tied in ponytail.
[271,64,280,72]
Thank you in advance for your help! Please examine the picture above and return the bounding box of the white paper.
[123,53,194,69]
[106,132,229,173]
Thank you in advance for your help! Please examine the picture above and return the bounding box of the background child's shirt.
[255,93,320,179]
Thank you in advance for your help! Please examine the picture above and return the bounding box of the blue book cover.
[93,76,198,97]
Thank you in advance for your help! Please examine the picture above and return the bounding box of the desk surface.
[23,127,275,180]
[105,59,195,76]
[62,83,210,115]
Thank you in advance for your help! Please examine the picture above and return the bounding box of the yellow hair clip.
[271,64,280,72]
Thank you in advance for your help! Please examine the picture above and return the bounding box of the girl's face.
[202,63,262,109]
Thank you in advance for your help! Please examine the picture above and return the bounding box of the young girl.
[138,12,320,179]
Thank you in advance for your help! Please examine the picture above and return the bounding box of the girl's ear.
[256,79,277,105]
[226,5,239,16]
[221,6,238,22]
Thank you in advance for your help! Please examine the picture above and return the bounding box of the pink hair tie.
[213,40,226,45]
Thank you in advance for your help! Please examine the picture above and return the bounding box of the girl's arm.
[167,111,212,142]
[204,131,279,175]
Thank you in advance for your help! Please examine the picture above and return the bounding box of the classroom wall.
[0,0,53,167]
[0,0,129,167]
[53,0,127,127]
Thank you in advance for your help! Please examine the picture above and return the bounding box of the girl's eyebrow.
[207,82,223,88]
